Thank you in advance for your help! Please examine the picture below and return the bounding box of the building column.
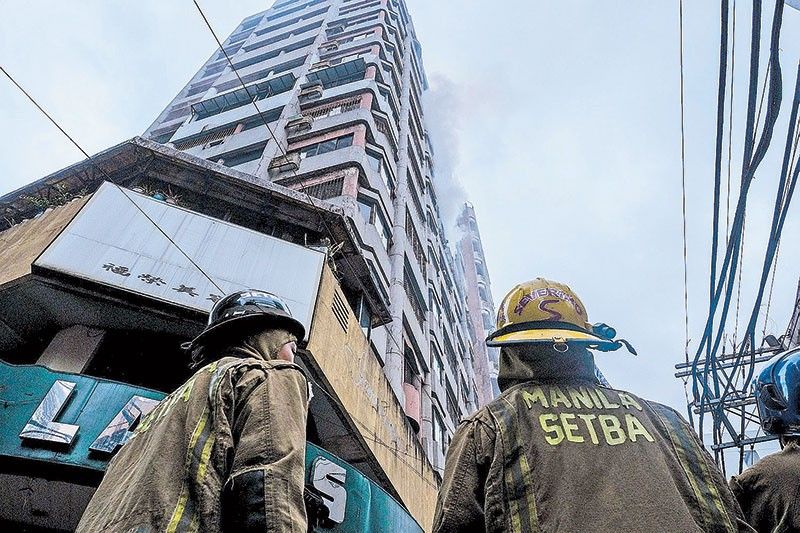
[36,325,105,374]
[385,35,416,403]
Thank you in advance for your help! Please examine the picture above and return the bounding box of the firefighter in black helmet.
[433,278,753,532]
[77,290,310,532]
[729,348,800,532]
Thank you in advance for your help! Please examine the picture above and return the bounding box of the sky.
[3,1,800,418]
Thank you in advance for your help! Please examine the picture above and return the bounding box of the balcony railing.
[171,124,238,151]
[303,95,362,119]
[289,177,345,200]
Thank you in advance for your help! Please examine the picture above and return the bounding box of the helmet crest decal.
[513,287,585,318]
[538,299,563,321]
[514,293,534,316]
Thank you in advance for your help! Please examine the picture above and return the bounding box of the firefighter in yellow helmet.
[433,278,754,533]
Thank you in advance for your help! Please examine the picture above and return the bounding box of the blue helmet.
[755,349,800,436]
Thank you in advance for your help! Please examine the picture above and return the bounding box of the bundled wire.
[719,62,800,403]
[691,0,785,441]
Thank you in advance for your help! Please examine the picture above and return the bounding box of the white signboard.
[35,182,325,337]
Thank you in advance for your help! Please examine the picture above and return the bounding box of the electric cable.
[692,0,785,442]
[725,0,737,246]
[0,65,226,295]
[678,0,693,419]
[762,124,800,338]
[719,59,800,405]
[709,0,731,396]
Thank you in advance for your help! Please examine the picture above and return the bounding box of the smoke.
[422,74,468,239]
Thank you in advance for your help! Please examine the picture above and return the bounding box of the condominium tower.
[0,1,496,529]
[143,0,494,470]
[457,202,500,402]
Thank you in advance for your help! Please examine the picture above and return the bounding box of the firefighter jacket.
[76,354,309,532]
[433,349,753,533]
[729,441,800,532]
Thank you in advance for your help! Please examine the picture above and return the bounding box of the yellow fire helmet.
[486,278,636,354]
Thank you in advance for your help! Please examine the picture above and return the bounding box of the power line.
[725,0,737,245]
[761,124,800,338]
[678,0,691,382]
[690,0,785,446]
[0,65,225,295]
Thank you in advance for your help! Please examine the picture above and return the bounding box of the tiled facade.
[143,0,494,471]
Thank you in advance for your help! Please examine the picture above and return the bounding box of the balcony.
[269,152,301,173]
[305,58,367,90]
[191,73,295,120]
[285,114,314,134]
[214,48,307,93]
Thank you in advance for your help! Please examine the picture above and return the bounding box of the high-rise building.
[143,0,492,469]
[0,1,495,529]
[457,202,500,402]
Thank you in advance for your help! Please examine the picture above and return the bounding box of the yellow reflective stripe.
[651,405,735,532]
[196,435,216,481]
[506,464,523,533]
[518,454,539,530]
[490,398,539,533]
[166,407,210,532]
[166,487,190,533]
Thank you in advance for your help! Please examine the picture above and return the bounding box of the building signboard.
[0,361,422,532]
[34,182,325,338]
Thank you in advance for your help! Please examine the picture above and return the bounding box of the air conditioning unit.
[298,81,324,102]
[327,24,345,35]
[309,60,331,72]
[285,114,313,134]
[268,152,300,173]
[320,41,339,52]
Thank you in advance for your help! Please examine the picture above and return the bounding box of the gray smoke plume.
[422,74,468,238]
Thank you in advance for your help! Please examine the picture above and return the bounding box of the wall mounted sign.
[0,361,422,531]
[0,361,165,473]
[35,182,325,339]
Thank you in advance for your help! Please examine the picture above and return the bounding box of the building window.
[446,383,461,424]
[366,151,394,196]
[303,95,362,119]
[357,198,391,251]
[404,346,419,385]
[240,16,262,31]
[306,58,367,89]
[192,73,295,119]
[297,133,353,160]
[433,408,447,455]
[216,143,266,167]
[431,343,445,385]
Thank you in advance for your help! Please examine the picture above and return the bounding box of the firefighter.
[729,349,800,532]
[77,290,310,532]
[433,278,754,533]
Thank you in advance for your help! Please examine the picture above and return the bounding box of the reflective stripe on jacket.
[433,380,753,533]
[76,356,309,533]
